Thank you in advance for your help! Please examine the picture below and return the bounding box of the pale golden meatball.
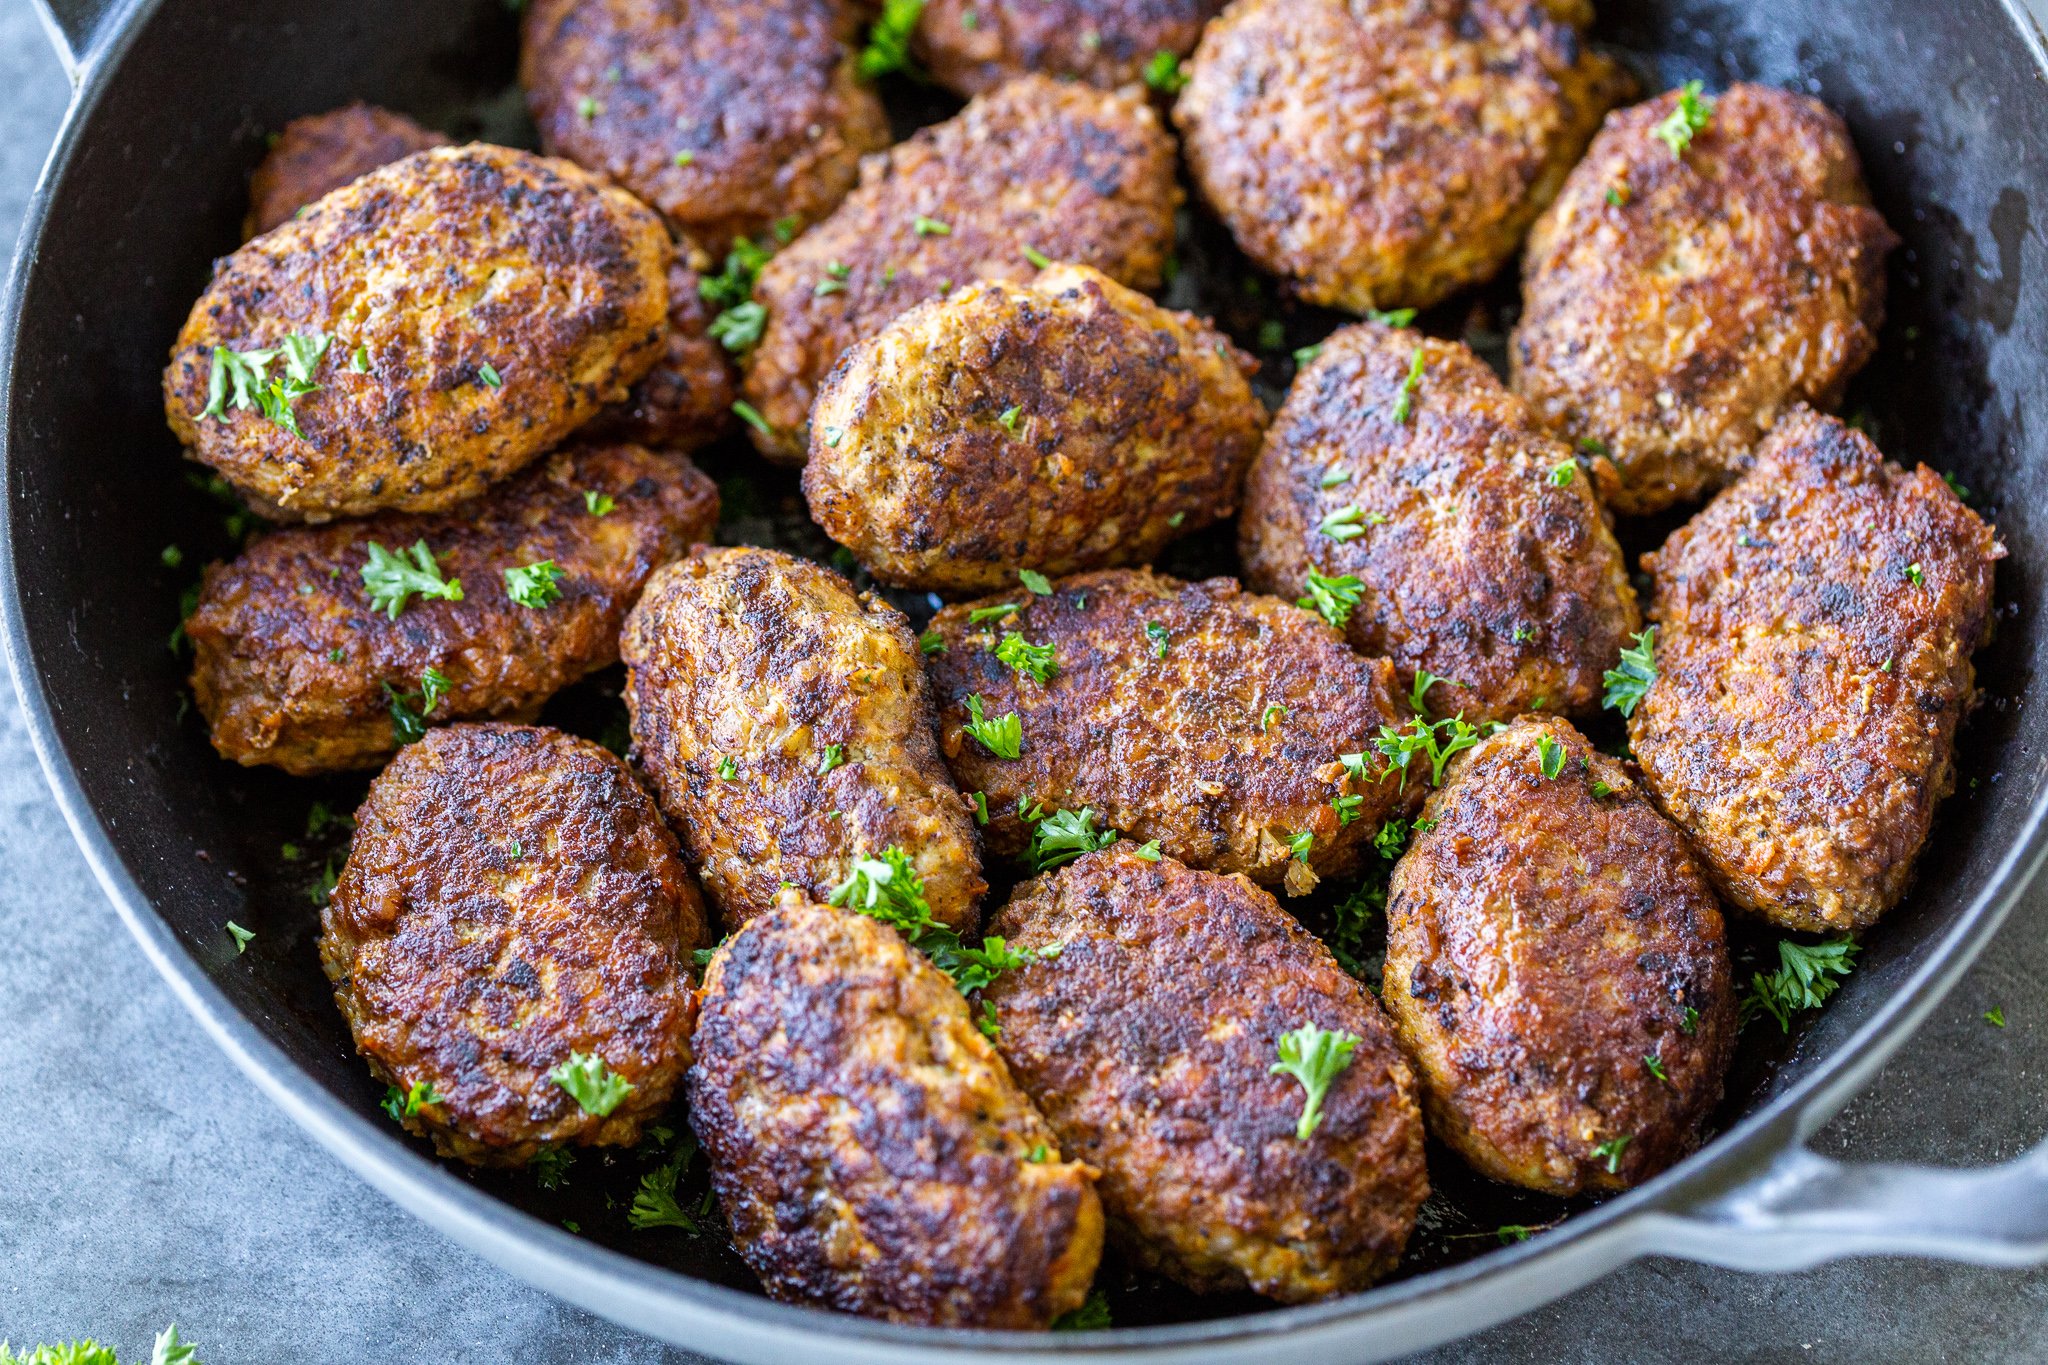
[690,898,1103,1327]
[915,0,1227,95]
[804,264,1266,592]
[620,546,986,932]
[1174,0,1629,313]
[1631,407,2001,933]
[739,75,1181,459]
[1513,83,1899,514]
[1239,323,1639,724]
[164,145,670,522]
[243,102,448,239]
[1384,717,1735,1195]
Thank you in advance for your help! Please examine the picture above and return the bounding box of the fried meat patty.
[165,144,671,522]
[187,443,718,775]
[1239,324,1639,723]
[1630,407,2001,933]
[1513,83,1898,514]
[740,75,1181,459]
[1384,717,1735,1195]
[1174,0,1628,313]
[690,898,1103,1327]
[985,847,1428,1299]
[925,569,1416,894]
[243,102,448,239]
[322,724,707,1165]
[915,0,1228,95]
[804,264,1267,591]
[620,546,985,932]
[520,0,890,255]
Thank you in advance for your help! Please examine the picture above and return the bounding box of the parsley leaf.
[1535,732,1566,779]
[1547,458,1576,487]
[1018,568,1054,595]
[918,629,946,655]
[1373,818,1410,860]
[1325,879,1385,978]
[584,489,616,516]
[1365,307,1417,327]
[1391,345,1425,423]
[504,559,565,609]
[529,1146,576,1191]
[630,1136,703,1232]
[1318,505,1368,540]
[1366,714,1479,789]
[225,920,255,954]
[709,299,766,352]
[382,1078,445,1121]
[1025,806,1119,871]
[1299,571,1364,628]
[1143,49,1187,95]
[1287,830,1314,862]
[200,332,330,437]
[830,847,1053,992]
[1145,621,1170,658]
[1022,243,1053,270]
[1410,668,1454,716]
[995,631,1058,683]
[967,601,1020,626]
[151,1325,200,1365]
[361,540,463,619]
[962,694,1023,758]
[1132,839,1161,861]
[1593,1134,1632,1173]
[1601,626,1658,718]
[1987,1005,2008,1028]
[548,1051,634,1116]
[1262,702,1286,730]
[857,0,926,81]
[1652,80,1715,158]
[913,214,952,236]
[1270,1023,1360,1140]
[1053,1288,1113,1331]
[1740,936,1860,1031]
[818,743,846,774]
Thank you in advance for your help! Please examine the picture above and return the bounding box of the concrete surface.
[0,0,2044,1359]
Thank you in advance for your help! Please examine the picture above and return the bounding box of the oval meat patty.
[925,569,1416,894]
[1174,0,1628,313]
[520,0,889,255]
[804,264,1267,592]
[1384,717,1735,1195]
[1239,324,1639,724]
[1512,83,1899,514]
[187,443,718,775]
[165,144,671,522]
[1630,407,2002,933]
[690,898,1103,1327]
[322,724,707,1166]
[243,102,448,239]
[914,0,1227,96]
[620,546,985,932]
[983,846,1428,1300]
[739,75,1181,460]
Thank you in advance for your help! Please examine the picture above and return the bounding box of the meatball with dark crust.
[1631,407,2002,933]
[620,546,986,932]
[1239,324,1640,724]
[520,0,890,255]
[1513,84,1899,514]
[322,724,708,1167]
[1174,0,1630,313]
[740,75,1181,460]
[690,897,1103,1327]
[983,846,1429,1300]
[804,264,1267,592]
[165,145,671,522]
[926,569,1418,896]
[243,102,448,239]
[915,0,1228,96]
[1384,717,1735,1195]
[187,443,719,776]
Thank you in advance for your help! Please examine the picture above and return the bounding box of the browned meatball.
[580,258,737,454]
[925,569,1417,894]
[322,724,707,1166]
[915,0,1227,95]
[804,264,1267,592]
[186,443,718,776]
[520,0,890,255]
[165,145,671,522]
[1239,324,1639,724]
[243,102,449,239]
[1174,0,1628,313]
[739,75,1181,459]
[620,546,985,932]
[690,897,1103,1327]
[984,846,1428,1300]
[1513,84,1899,514]
[1384,717,1735,1195]
[1630,407,2002,933]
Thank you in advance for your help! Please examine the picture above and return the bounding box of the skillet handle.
[29,0,132,83]
[1639,1137,2048,1269]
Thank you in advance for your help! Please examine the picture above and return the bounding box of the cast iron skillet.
[9,0,2048,1358]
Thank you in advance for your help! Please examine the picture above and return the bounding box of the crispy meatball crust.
[520,0,890,255]
[321,724,707,1166]
[1174,0,1629,313]
[690,899,1103,1327]
[620,546,986,932]
[1239,324,1639,724]
[243,102,449,239]
[187,443,718,776]
[581,258,737,453]
[1384,717,1735,1195]
[740,75,1181,460]
[1630,407,2002,933]
[985,847,1429,1299]
[1512,84,1899,514]
[926,569,1417,894]
[915,0,1228,96]
[804,264,1267,591]
[165,144,671,522]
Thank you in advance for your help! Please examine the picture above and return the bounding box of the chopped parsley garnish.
[1547,458,1576,487]
[1365,307,1417,328]
[1363,714,1480,789]
[732,400,773,437]
[385,666,451,745]
[918,629,946,655]
[977,999,1003,1039]
[673,149,695,167]
[382,1078,445,1121]
[1298,571,1364,628]
[971,791,989,824]
[1132,839,1161,861]
[1391,345,1425,423]
[857,0,926,80]
[1262,702,1286,730]
[1535,732,1566,779]
[361,539,463,619]
[504,559,565,609]
[225,920,255,953]
[830,846,1052,992]
[1593,1134,1632,1173]
[1652,81,1715,158]
[584,490,616,516]
[773,215,801,244]
[1904,562,1925,586]
[1294,343,1325,366]
[306,858,340,907]
[529,1146,576,1191]
[199,331,331,437]
[1145,621,1170,658]
[1601,626,1658,718]
[967,601,1020,626]
[350,343,371,372]
[1577,437,1609,456]
[548,1051,634,1117]
[1270,1023,1360,1140]
[1681,1005,1701,1034]
[1026,806,1119,871]
[1022,243,1053,270]
[1319,464,1350,488]
[715,756,738,780]
[1606,184,1630,207]
[709,300,766,352]
[1053,1288,1113,1332]
[818,743,846,774]
[1326,879,1384,978]
[1410,668,1453,716]
[1373,818,1410,860]
[1590,778,1615,798]
[478,362,503,388]
[1987,1005,2007,1028]
[1143,49,1187,94]
[1740,936,1860,1031]
[630,1137,704,1232]
[577,95,600,119]
[995,631,1058,683]
[1318,505,1368,540]
[1643,1052,1671,1085]
[912,214,951,236]
[1285,830,1314,863]
[161,544,183,568]
[1018,568,1053,595]
[997,405,1023,434]
[963,694,1023,758]
[1258,319,1287,351]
